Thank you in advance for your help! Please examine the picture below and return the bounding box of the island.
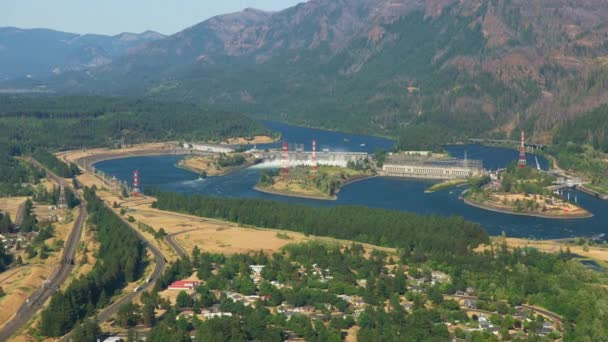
[255,163,374,200]
[178,152,260,176]
[464,164,592,219]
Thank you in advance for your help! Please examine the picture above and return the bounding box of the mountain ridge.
[5,0,608,146]
[0,27,166,81]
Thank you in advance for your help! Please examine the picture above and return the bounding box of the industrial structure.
[281,141,289,179]
[132,170,140,197]
[381,154,483,179]
[183,142,235,154]
[518,130,527,168]
[310,140,318,178]
[255,143,368,168]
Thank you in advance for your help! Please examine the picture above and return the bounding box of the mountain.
[6,0,608,146]
[0,27,165,81]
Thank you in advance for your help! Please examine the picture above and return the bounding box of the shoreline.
[254,174,377,201]
[176,156,257,177]
[577,185,608,200]
[254,185,337,201]
[463,197,594,220]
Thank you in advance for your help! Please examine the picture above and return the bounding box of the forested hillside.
[553,105,608,153]
[0,95,268,152]
[8,0,608,147]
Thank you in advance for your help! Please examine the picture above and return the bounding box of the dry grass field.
[0,197,28,221]
[501,237,608,263]
[0,207,77,331]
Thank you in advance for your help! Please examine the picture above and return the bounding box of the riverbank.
[425,179,468,193]
[254,185,337,201]
[578,185,608,200]
[177,154,257,177]
[463,196,593,219]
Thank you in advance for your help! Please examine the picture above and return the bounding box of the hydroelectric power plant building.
[381,154,484,180]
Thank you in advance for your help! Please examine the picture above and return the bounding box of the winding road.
[0,159,87,341]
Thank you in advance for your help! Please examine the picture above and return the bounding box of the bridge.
[469,138,547,150]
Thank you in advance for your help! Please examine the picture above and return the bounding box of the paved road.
[0,159,87,342]
[164,228,200,259]
[58,188,166,341]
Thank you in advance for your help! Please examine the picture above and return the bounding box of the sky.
[0,0,305,36]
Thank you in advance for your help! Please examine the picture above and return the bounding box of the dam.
[253,150,369,168]
[381,154,484,180]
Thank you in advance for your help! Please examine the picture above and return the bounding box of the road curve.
[164,228,200,259]
[59,192,166,341]
[0,159,87,342]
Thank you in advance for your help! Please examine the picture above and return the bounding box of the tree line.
[39,187,146,337]
[150,191,489,261]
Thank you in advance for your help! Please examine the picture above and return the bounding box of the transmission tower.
[132,170,140,197]
[58,182,68,210]
[518,130,527,168]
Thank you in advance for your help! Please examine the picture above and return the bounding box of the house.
[168,280,199,290]
[431,271,450,284]
[463,299,477,309]
[465,287,475,296]
[249,265,265,274]
[201,312,233,320]
[539,321,554,335]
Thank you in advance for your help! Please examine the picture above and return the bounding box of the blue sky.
[0,0,305,35]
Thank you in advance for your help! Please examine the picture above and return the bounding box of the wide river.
[95,121,608,239]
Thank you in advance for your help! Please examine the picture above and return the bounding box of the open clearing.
[485,237,608,263]
[74,171,395,259]
[0,197,27,221]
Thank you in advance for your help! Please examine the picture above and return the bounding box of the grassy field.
[0,205,79,329]
[0,197,27,221]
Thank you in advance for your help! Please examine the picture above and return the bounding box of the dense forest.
[151,192,488,261]
[0,95,269,152]
[39,187,145,337]
[0,145,43,196]
[32,149,80,178]
[550,105,608,193]
[553,105,608,153]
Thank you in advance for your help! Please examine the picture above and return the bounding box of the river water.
[95,121,607,239]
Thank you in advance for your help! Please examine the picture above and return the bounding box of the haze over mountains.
[0,27,165,81]
[3,0,608,143]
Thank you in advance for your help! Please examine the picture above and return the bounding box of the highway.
[58,174,167,341]
[0,159,87,342]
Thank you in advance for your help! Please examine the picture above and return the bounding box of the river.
[94,121,607,239]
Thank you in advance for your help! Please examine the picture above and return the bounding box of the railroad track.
[0,159,87,341]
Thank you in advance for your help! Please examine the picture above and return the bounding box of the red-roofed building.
[168,280,199,290]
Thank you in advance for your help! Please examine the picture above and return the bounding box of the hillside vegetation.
[0,95,268,152]
[10,0,608,148]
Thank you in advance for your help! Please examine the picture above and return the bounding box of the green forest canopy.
[151,191,489,261]
[0,95,269,152]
